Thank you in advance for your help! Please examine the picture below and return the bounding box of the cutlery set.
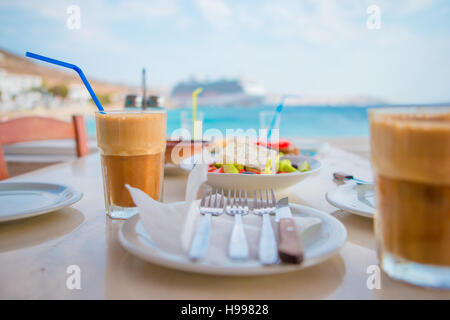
[188,188,304,265]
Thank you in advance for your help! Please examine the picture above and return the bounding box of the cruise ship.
[170,78,266,107]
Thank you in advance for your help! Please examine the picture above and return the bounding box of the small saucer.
[326,183,375,218]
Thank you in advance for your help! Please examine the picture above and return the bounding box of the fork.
[189,188,224,261]
[226,188,250,260]
[253,188,278,264]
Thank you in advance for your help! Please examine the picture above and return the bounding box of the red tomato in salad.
[208,165,225,173]
[245,169,261,174]
[257,139,292,150]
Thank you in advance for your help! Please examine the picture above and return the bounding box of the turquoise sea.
[86,106,379,138]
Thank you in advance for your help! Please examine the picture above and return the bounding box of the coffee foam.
[96,112,166,156]
[370,109,450,185]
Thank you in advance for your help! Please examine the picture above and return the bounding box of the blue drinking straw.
[25,52,104,112]
[267,95,292,140]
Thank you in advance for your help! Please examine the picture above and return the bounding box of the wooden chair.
[0,115,89,180]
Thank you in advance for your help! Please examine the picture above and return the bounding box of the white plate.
[119,201,347,276]
[0,182,83,222]
[325,183,375,218]
[180,154,321,190]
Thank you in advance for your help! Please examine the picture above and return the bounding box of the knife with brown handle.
[275,197,304,264]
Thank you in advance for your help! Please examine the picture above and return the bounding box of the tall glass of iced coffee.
[370,107,450,288]
[95,110,166,219]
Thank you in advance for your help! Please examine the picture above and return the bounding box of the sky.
[0,0,449,104]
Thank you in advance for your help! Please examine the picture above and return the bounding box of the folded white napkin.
[126,163,322,265]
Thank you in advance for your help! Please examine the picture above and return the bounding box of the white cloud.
[0,0,440,44]
[0,0,180,22]
[224,0,440,46]
[99,0,180,21]
[381,0,437,14]
[195,0,232,29]
[257,0,366,44]
[1,0,448,103]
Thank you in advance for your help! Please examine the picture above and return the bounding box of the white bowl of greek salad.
[179,139,321,190]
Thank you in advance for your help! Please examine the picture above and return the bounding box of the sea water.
[86,106,377,138]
